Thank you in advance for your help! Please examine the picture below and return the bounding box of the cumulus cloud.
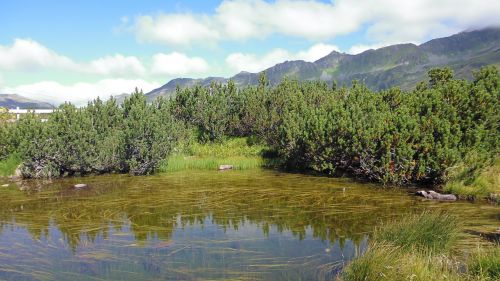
[347,43,390,55]
[87,54,146,76]
[0,38,77,71]
[0,39,147,78]
[1,79,160,106]
[129,0,500,47]
[151,52,209,76]
[133,14,219,46]
[0,39,215,78]
[226,43,339,73]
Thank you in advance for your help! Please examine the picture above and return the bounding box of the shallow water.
[0,170,498,280]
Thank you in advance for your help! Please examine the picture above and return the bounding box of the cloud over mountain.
[128,0,500,47]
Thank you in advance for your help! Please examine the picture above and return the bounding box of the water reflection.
[0,170,498,280]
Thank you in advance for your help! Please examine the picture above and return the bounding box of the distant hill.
[146,27,500,100]
[0,94,54,109]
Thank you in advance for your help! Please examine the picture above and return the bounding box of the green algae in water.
[0,170,498,280]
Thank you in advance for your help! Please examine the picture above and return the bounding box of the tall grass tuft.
[445,156,500,200]
[339,212,466,281]
[0,153,21,177]
[467,247,500,280]
[373,212,461,254]
[340,243,462,281]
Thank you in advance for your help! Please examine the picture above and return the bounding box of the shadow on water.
[0,170,498,280]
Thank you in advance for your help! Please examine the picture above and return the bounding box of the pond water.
[0,170,498,280]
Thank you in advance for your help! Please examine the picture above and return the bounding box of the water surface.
[0,170,498,280]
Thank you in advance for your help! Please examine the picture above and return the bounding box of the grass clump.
[159,137,270,172]
[467,247,500,280]
[0,153,21,177]
[373,212,461,253]
[340,243,462,281]
[338,212,500,281]
[444,156,500,201]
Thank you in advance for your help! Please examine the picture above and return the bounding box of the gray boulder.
[416,190,457,201]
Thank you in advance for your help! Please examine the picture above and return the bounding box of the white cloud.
[133,14,219,46]
[0,39,214,79]
[1,79,160,106]
[87,54,146,77]
[151,52,209,76]
[129,0,500,47]
[0,38,77,71]
[347,43,389,55]
[226,43,339,73]
[0,39,146,78]
[215,0,363,41]
[295,43,340,62]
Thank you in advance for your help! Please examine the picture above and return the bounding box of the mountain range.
[146,27,500,101]
[0,94,54,109]
[1,27,499,108]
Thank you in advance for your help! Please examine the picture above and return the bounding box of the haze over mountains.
[1,27,499,108]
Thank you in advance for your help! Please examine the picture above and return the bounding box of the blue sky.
[1,0,499,105]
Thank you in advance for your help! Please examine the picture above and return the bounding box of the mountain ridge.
[146,27,500,100]
[2,27,499,107]
[0,94,54,109]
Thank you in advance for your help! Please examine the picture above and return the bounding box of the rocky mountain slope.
[146,27,500,100]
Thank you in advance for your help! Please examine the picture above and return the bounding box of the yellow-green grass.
[467,247,500,280]
[159,137,271,172]
[373,212,461,254]
[339,212,499,281]
[0,153,21,177]
[340,243,462,281]
[444,158,500,201]
[160,155,264,172]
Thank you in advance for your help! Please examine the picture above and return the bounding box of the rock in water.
[416,190,457,201]
[74,183,88,189]
[218,165,233,171]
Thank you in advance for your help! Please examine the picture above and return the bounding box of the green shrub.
[11,90,183,178]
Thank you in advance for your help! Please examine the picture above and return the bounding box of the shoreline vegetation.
[158,137,270,172]
[0,67,498,280]
[1,66,499,200]
[339,213,499,281]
